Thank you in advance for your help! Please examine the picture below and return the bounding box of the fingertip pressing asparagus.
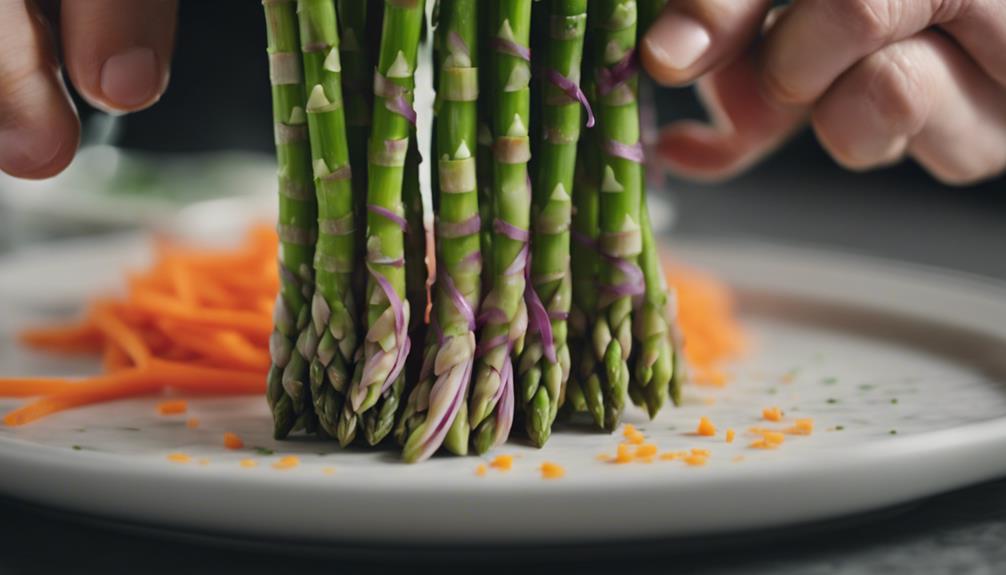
[469,0,533,455]
[518,0,589,447]
[263,0,319,439]
[341,0,426,444]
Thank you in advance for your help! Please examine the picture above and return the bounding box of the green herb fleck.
[253,446,275,456]
[889,430,898,435]
[890,398,898,405]
[768,388,778,395]
[822,377,838,386]
[826,398,838,404]
[72,445,82,451]
[858,384,875,392]
[835,426,845,431]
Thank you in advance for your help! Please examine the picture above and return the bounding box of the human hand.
[640,0,1006,185]
[0,0,177,179]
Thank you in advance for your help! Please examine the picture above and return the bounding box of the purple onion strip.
[546,69,595,128]
[367,204,408,232]
[596,49,638,97]
[603,139,645,163]
[491,37,531,62]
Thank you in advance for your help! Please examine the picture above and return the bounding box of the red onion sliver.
[440,269,476,331]
[447,31,470,60]
[436,214,481,239]
[523,251,556,363]
[367,204,408,231]
[596,49,638,97]
[493,218,530,242]
[546,69,595,128]
[491,37,531,62]
[603,139,645,163]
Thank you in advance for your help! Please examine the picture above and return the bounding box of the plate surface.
[1,236,1005,545]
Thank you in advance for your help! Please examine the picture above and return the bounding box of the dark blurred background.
[71,1,1005,279]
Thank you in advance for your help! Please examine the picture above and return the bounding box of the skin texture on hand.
[0,0,177,180]
[641,0,1006,186]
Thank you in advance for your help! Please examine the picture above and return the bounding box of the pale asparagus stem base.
[263,0,319,439]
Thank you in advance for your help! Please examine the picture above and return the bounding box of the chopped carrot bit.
[239,459,258,468]
[626,432,645,445]
[696,416,716,436]
[272,455,299,470]
[691,448,711,457]
[157,400,188,415]
[490,454,513,471]
[683,454,708,466]
[223,432,244,450]
[702,397,717,405]
[322,467,336,476]
[596,453,613,462]
[786,418,815,435]
[750,431,785,449]
[614,443,634,464]
[659,452,678,461]
[540,462,565,479]
[185,417,200,429]
[622,424,638,438]
[635,444,658,459]
[763,406,783,422]
[475,464,488,477]
[197,458,210,465]
[725,429,735,443]
[166,452,190,464]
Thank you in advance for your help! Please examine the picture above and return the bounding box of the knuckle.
[864,48,930,136]
[827,0,896,45]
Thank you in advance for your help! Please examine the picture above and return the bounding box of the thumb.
[640,0,772,87]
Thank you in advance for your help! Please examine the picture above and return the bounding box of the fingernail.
[0,127,62,176]
[100,47,160,111]
[644,15,711,71]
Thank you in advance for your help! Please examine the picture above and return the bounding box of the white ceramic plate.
[1,235,1005,545]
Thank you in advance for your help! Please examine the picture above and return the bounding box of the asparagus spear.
[400,0,481,462]
[637,0,668,33]
[585,0,644,432]
[263,0,319,439]
[518,0,590,446]
[469,0,533,454]
[340,0,425,445]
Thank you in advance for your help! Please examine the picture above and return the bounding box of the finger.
[657,53,805,181]
[640,0,772,87]
[61,0,177,113]
[812,32,1006,184]
[760,0,1006,106]
[0,0,79,179]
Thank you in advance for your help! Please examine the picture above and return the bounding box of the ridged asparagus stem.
[637,0,668,33]
[518,0,587,447]
[585,0,643,432]
[263,0,319,439]
[400,0,480,462]
[469,0,532,455]
[632,194,674,417]
[294,0,358,439]
[339,0,425,446]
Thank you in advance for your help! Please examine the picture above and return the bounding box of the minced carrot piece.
[696,416,716,436]
[659,452,678,461]
[490,454,513,471]
[683,454,708,466]
[322,467,336,476]
[787,418,815,435]
[691,448,711,457]
[614,443,634,464]
[272,456,300,470]
[763,406,783,422]
[750,431,786,449]
[239,459,258,468]
[596,453,613,462]
[635,444,658,459]
[725,429,735,443]
[622,424,638,438]
[540,462,565,479]
[223,432,244,450]
[475,464,488,477]
[197,458,210,465]
[626,431,645,445]
[167,453,190,464]
[186,418,200,429]
[157,400,188,415]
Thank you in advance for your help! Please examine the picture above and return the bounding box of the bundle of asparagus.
[262,0,682,462]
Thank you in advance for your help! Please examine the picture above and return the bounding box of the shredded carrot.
[490,454,514,471]
[635,444,658,459]
[696,416,716,436]
[725,429,735,443]
[223,432,244,450]
[272,456,300,470]
[683,454,708,467]
[239,459,258,469]
[167,453,191,464]
[691,448,711,457]
[614,443,634,464]
[197,458,210,465]
[540,462,565,479]
[763,406,783,422]
[786,418,815,435]
[475,464,488,477]
[750,431,786,449]
[186,418,200,429]
[659,452,678,461]
[157,400,188,416]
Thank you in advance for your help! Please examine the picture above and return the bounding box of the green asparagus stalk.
[263,0,319,439]
[469,0,533,454]
[340,0,425,445]
[400,0,481,462]
[337,0,374,306]
[584,0,644,432]
[293,0,359,439]
[637,0,668,34]
[518,0,588,447]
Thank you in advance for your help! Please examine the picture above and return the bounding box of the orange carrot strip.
[223,432,244,450]
[0,378,76,397]
[19,321,103,354]
[129,291,272,339]
[157,400,188,415]
[91,305,151,368]
[102,342,132,372]
[3,370,161,426]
